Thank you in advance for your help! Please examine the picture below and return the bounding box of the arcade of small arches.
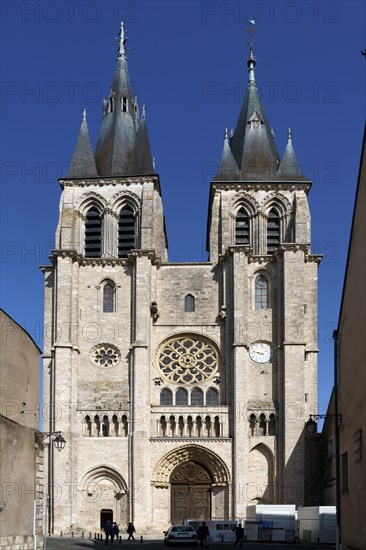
[83,413,128,437]
[249,412,276,436]
[158,414,222,438]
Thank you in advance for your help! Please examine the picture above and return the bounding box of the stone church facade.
[42,24,320,534]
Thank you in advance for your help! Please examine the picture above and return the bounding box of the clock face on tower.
[249,342,274,363]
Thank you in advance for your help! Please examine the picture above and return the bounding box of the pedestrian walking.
[233,523,244,547]
[104,520,113,545]
[197,521,210,549]
[127,522,136,540]
[112,522,120,542]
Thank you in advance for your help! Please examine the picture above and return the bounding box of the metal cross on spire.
[246,19,256,50]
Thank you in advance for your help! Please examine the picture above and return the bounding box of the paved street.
[45,538,336,550]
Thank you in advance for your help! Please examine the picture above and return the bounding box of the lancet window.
[103,282,115,313]
[118,206,135,258]
[184,294,195,312]
[85,207,102,258]
[235,207,250,245]
[267,208,280,253]
[255,275,269,309]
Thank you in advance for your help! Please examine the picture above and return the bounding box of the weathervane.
[246,19,256,49]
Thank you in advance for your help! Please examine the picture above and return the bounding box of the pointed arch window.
[118,206,135,258]
[85,207,102,258]
[235,208,250,245]
[191,388,203,406]
[122,97,127,112]
[176,388,188,406]
[184,294,195,312]
[103,282,115,313]
[267,208,280,253]
[255,275,269,309]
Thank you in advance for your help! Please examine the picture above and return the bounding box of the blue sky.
[1,1,365,419]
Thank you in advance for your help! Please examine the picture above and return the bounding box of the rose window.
[157,336,219,383]
[91,344,120,367]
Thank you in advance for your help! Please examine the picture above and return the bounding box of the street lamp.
[36,431,66,451]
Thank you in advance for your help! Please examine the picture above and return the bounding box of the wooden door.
[170,461,211,524]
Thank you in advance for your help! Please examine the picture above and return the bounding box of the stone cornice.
[129,249,162,267]
[59,175,162,198]
[150,437,232,443]
[81,257,129,267]
[60,175,159,188]
[211,181,311,194]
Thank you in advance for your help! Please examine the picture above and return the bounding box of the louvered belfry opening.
[118,206,135,257]
[235,208,250,245]
[85,207,102,257]
[267,208,280,253]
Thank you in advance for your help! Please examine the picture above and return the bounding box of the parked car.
[164,525,198,545]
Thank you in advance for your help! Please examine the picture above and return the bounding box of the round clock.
[249,342,273,363]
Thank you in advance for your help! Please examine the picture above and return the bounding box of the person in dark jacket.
[197,521,210,549]
[104,520,113,545]
[234,523,244,547]
[127,522,136,540]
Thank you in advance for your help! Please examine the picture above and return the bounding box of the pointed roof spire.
[94,22,139,176]
[213,128,241,181]
[278,128,306,180]
[117,21,127,60]
[132,105,155,175]
[229,42,280,181]
[67,109,98,178]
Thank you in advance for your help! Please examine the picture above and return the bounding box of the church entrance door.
[170,461,212,524]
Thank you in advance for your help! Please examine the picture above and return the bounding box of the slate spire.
[94,22,139,176]
[230,47,280,180]
[67,109,98,178]
[277,129,304,179]
[133,105,155,175]
[213,129,241,181]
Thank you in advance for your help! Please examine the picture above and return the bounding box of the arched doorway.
[170,461,212,524]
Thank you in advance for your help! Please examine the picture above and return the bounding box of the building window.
[267,208,280,253]
[176,388,188,406]
[91,344,120,368]
[259,413,267,435]
[341,451,349,493]
[103,283,115,313]
[160,388,173,406]
[249,414,256,436]
[122,97,127,112]
[191,388,203,406]
[354,429,362,461]
[85,207,102,258]
[184,294,195,312]
[206,388,219,406]
[118,206,135,258]
[235,208,250,245]
[268,414,276,435]
[255,275,269,309]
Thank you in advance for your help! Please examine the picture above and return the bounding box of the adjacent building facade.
[42,24,320,534]
[0,309,43,549]
[336,125,366,550]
